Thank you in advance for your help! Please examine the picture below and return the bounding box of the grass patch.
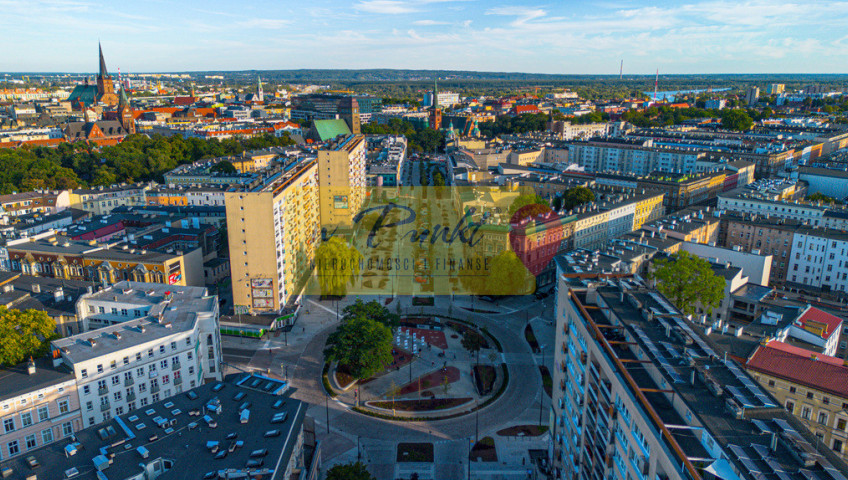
[524,324,540,352]
[470,436,498,462]
[497,425,550,437]
[370,397,471,412]
[397,443,434,462]
[539,366,552,398]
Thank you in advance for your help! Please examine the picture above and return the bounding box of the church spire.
[118,86,129,108]
[98,42,108,78]
[432,76,439,109]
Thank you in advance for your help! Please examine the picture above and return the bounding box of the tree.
[808,192,842,205]
[210,160,237,174]
[649,251,725,317]
[342,299,400,328]
[461,330,485,365]
[432,172,445,186]
[0,308,58,366]
[485,250,535,296]
[720,109,754,131]
[556,186,595,211]
[315,237,362,297]
[324,316,393,379]
[326,462,375,480]
[508,194,549,216]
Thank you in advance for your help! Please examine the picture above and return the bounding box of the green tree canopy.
[720,109,754,131]
[210,160,237,174]
[555,186,595,211]
[315,237,362,297]
[649,251,725,316]
[342,299,400,328]
[324,315,393,379]
[508,194,549,217]
[485,250,535,296]
[0,307,58,366]
[326,462,375,480]
[808,192,842,205]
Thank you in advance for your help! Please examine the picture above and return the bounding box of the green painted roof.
[68,85,98,107]
[313,119,351,141]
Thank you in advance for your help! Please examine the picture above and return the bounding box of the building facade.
[53,281,222,427]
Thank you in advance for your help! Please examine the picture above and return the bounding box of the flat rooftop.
[52,282,214,363]
[572,282,848,480]
[0,374,304,480]
[0,357,74,403]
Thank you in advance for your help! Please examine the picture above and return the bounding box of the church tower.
[96,43,119,106]
[117,87,135,134]
[257,76,264,103]
[428,77,442,130]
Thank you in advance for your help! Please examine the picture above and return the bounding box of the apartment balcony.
[151,385,160,394]
[124,377,134,387]
[100,402,110,412]
[98,386,109,396]
[127,392,136,402]
[173,376,183,384]
[172,362,181,372]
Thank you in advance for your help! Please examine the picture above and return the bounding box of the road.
[221,293,555,460]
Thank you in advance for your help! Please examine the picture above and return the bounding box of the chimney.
[32,283,41,293]
[53,287,64,302]
[27,358,36,375]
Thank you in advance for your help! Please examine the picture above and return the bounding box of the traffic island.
[496,425,550,437]
[470,437,498,462]
[397,442,434,462]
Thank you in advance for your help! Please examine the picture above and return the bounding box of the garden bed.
[473,365,496,395]
[497,425,549,437]
[539,366,552,398]
[412,296,435,306]
[470,437,498,462]
[334,367,356,390]
[446,321,490,349]
[398,366,459,395]
[397,442,434,462]
[370,397,472,412]
[524,324,540,352]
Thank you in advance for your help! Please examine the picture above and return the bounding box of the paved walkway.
[221,293,557,474]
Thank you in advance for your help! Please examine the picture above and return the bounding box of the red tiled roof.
[0,138,66,149]
[513,104,540,114]
[797,306,843,339]
[746,340,848,398]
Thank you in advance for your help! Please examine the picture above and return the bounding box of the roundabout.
[285,294,551,442]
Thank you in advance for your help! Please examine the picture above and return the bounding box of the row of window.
[2,400,69,434]
[1,422,72,459]
[80,339,192,378]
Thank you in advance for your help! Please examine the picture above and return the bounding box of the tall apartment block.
[550,270,848,480]
[225,158,319,313]
[50,281,222,428]
[318,134,367,230]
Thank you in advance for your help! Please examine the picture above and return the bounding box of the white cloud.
[237,18,291,29]
[413,19,450,25]
[354,0,418,14]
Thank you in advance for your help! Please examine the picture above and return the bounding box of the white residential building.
[787,228,848,293]
[53,281,222,427]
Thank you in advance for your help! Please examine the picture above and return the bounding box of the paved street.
[221,292,556,479]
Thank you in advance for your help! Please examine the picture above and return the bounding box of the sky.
[2,0,848,74]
